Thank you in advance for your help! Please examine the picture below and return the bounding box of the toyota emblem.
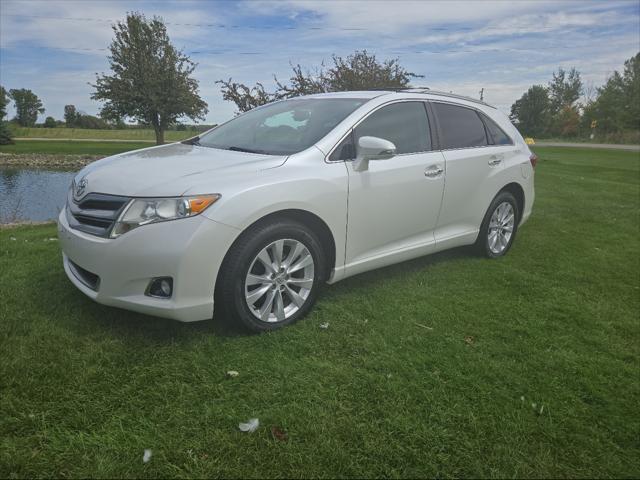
[75,177,88,199]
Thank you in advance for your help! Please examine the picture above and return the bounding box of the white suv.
[58,90,535,332]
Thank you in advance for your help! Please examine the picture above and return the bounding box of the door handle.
[424,165,444,178]
[488,155,503,166]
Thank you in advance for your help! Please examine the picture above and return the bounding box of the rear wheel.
[216,220,325,332]
[476,191,519,258]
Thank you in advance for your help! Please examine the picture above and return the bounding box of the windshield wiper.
[226,146,266,154]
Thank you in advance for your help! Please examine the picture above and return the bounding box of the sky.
[1,0,639,125]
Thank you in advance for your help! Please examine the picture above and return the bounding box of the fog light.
[146,277,173,298]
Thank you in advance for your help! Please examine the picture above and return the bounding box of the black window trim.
[325,99,436,163]
[477,110,514,147]
[429,100,514,152]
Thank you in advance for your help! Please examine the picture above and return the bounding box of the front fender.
[201,155,349,271]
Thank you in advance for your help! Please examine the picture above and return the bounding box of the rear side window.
[355,102,432,155]
[433,103,488,149]
[481,113,513,145]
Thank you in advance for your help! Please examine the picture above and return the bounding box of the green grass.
[1,147,639,478]
[11,127,193,142]
[0,140,153,156]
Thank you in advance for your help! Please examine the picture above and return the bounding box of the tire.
[216,219,326,333]
[476,190,520,258]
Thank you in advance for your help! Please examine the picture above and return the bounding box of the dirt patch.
[0,153,104,169]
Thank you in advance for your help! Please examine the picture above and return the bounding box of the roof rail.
[331,87,496,108]
[400,87,496,108]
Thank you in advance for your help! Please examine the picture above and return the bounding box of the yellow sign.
[591,120,597,129]
[524,137,535,145]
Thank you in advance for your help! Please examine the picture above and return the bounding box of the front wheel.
[476,191,519,258]
[216,220,325,333]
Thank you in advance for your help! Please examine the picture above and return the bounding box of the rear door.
[431,102,513,243]
[335,101,446,267]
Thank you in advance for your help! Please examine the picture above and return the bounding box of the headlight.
[110,194,220,238]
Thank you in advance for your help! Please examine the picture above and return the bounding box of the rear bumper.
[58,209,240,322]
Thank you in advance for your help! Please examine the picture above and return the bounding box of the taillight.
[529,153,538,168]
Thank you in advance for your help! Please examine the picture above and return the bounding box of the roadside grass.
[11,127,193,142]
[1,147,639,478]
[0,140,152,156]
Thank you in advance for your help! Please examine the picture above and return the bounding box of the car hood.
[75,143,288,197]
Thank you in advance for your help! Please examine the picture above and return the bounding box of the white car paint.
[58,90,534,322]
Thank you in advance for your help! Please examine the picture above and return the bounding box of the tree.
[43,116,57,128]
[583,53,640,133]
[548,67,583,114]
[8,88,45,126]
[546,67,583,137]
[75,114,109,129]
[92,12,208,144]
[0,86,13,145]
[509,85,551,138]
[64,105,79,127]
[218,80,272,114]
[218,50,423,113]
[0,86,8,120]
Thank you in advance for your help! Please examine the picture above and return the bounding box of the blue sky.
[1,0,639,124]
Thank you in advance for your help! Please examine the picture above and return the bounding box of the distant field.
[0,140,151,156]
[11,127,195,142]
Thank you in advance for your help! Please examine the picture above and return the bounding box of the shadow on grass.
[322,246,471,300]
[33,245,473,343]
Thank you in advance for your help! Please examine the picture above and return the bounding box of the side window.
[433,103,488,149]
[354,102,431,155]
[480,113,513,145]
[329,133,356,161]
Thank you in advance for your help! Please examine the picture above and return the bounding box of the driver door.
[335,101,446,271]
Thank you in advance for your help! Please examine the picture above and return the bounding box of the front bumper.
[57,209,240,322]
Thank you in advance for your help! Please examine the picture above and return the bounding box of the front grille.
[68,259,101,291]
[66,190,130,238]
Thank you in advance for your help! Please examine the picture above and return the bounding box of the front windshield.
[198,98,367,155]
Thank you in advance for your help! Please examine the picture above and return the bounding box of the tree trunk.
[154,126,165,145]
[152,114,164,145]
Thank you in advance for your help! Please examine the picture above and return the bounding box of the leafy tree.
[0,124,13,144]
[546,67,583,137]
[509,85,551,137]
[583,53,639,133]
[0,86,13,145]
[43,116,57,128]
[218,80,272,114]
[75,114,109,129]
[8,88,45,126]
[218,50,423,113]
[92,12,208,144]
[64,105,79,127]
[548,67,583,114]
[0,86,9,120]
[555,105,580,137]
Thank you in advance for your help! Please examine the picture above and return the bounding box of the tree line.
[1,12,638,146]
[510,54,639,142]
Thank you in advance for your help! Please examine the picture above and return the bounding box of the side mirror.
[354,136,397,171]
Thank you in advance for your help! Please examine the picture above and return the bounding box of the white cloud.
[0,0,218,53]
[0,0,637,124]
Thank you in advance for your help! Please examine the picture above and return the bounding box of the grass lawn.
[1,147,639,478]
[0,140,153,156]
[11,127,193,142]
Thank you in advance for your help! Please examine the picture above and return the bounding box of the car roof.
[302,89,496,109]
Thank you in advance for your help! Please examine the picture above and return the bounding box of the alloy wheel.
[244,239,315,322]
[488,202,515,254]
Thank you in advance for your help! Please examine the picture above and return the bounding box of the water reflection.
[0,167,77,222]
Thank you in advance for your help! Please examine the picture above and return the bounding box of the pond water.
[0,167,78,222]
